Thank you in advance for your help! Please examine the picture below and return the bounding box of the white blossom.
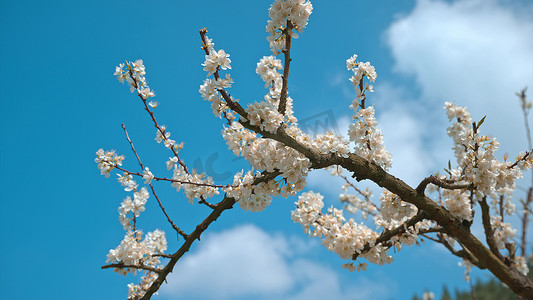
[142,167,154,184]
[266,0,313,54]
[95,149,124,178]
[202,49,231,76]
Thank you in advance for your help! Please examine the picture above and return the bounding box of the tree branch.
[416,175,471,196]
[102,263,162,274]
[140,170,280,299]
[352,211,426,260]
[199,28,248,118]
[237,120,533,297]
[121,124,186,239]
[479,198,505,261]
[278,21,293,115]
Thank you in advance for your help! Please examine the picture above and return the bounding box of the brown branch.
[420,233,440,243]
[139,170,280,299]
[124,66,189,175]
[521,187,533,257]
[237,118,533,297]
[437,233,484,269]
[278,21,293,115]
[152,254,173,259]
[121,124,186,240]
[509,150,532,169]
[199,196,216,209]
[199,28,248,118]
[517,88,533,258]
[352,211,426,260]
[479,198,504,261]
[113,165,230,189]
[139,195,236,300]
[102,263,162,274]
[337,171,380,214]
[416,175,471,196]
[517,87,532,151]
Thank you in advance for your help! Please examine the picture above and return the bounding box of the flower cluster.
[490,215,516,250]
[154,125,184,152]
[293,188,436,270]
[222,121,311,197]
[444,102,530,216]
[313,132,350,158]
[266,0,313,54]
[106,229,167,299]
[118,188,149,230]
[114,60,155,99]
[202,49,231,77]
[344,55,392,170]
[127,272,158,300]
[442,188,473,221]
[224,170,273,211]
[245,101,284,133]
[95,149,125,178]
[346,54,376,98]
[171,165,219,202]
[118,172,138,192]
[256,56,283,90]
[348,102,392,170]
[292,191,398,267]
[226,170,254,199]
[379,189,416,223]
[199,74,234,118]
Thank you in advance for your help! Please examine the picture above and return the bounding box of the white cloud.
[160,224,294,299]
[386,0,533,156]
[160,224,393,300]
[374,83,436,186]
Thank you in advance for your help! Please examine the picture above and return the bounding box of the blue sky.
[1,0,532,299]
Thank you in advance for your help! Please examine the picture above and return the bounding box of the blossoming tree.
[96,1,533,299]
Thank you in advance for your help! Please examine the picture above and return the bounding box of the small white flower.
[166,157,178,170]
[142,167,154,184]
[155,126,170,143]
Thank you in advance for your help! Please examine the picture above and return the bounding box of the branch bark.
[237,119,533,298]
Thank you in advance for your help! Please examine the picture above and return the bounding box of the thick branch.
[140,170,280,299]
[140,195,236,299]
[335,153,533,297]
[239,121,533,297]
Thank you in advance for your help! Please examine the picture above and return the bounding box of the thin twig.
[125,66,190,174]
[113,165,230,188]
[121,124,186,240]
[336,169,380,213]
[102,263,162,274]
[199,28,248,118]
[352,211,426,260]
[416,175,471,196]
[518,87,533,257]
[278,21,293,115]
